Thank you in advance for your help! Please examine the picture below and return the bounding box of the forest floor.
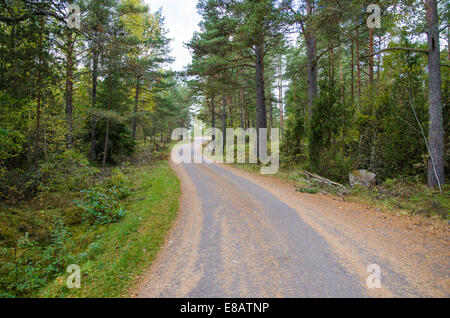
[0,143,181,298]
[135,140,449,297]
[39,160,180,297]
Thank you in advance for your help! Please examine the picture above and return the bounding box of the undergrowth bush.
[0,217,73,297]
[75,188,128,225]
[74,170,131,225]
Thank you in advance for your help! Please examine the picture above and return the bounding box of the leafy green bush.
[0,128,25,162]
[103,168,132,200]
[281,109,306,166]
[75,187,128,225]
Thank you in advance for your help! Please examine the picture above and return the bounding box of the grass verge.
[236,163,449,220]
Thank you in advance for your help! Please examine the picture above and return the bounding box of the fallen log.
[303,170,346,189]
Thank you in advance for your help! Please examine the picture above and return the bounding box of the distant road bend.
[136,139,449,298]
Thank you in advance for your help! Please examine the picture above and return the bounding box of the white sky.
[145,0,201,71]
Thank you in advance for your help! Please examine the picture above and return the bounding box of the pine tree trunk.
[425,0,445,188]
[269,103,273,130]
[255,42,267,158]
[66,29,74,149]
[356,26,362,107]
[369,28,374,86]
[329,42,334,86]
[43,94,47,160]
[211,95,216,141]
[102,74,112,168]
[340,61,345,104]
[90,47,98,162]
[34,16,44,164]
[102,119,110,168]
[228,96,233,127]
[222,95,227,152]
[132,76,140,141]
[306,33,317,116]
[240,88,245,130]
[278,57,284,138]
[377,35,381,83]
[305,0,317,117]
[351,39,354,104]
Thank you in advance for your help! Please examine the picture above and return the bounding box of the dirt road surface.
[136,141,449,298]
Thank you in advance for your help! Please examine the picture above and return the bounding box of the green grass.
[38,161,180,298]
[296,187,320,194]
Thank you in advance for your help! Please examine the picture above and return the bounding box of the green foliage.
[296,187,319,194]
[74,167,131,225]
[90,120,136,166]
[0,218,73,297]
[75,187,128,226]
[356,41,428,180]
[281,109,305,165]
[0,149,100,202]
[308,84,353,182]
[0,128,25,162]
[38,150,99,193]
[0,0,188,202]
[39,161,180,298]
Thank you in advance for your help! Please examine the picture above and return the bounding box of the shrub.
[75,187,127,225]
[103,168,132,200]
[296,187,319,194]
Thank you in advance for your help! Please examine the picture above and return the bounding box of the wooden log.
[303,170,346,189]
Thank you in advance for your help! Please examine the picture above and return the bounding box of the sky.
[145,0,201,71]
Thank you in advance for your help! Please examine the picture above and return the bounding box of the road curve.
[136,141,449,298]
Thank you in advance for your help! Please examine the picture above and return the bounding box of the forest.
[0,0,190,297]
[188,0,448,189]
[0,0,448,298]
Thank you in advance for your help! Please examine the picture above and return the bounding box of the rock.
[349,169,376,187]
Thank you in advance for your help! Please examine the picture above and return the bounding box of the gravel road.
[136,141,449,298]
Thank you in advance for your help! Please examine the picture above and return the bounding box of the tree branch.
[362,47,428,58]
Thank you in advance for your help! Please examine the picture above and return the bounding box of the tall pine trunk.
[65,29,74,149]
[305,0,317,117]
[426,0,445,188]
[369,28,374,86]
[356,26,362,108]
[90,46,98,162]
[240,88,245,130]
[255,42,267,158]
[34,16,44,164]
[351,39,354,104]
[132,76,140,141]
[278,57,284,138]
[222,95,227,152]
[211,95,216,141]
[306,33,317,117]
[102,73,112,168]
